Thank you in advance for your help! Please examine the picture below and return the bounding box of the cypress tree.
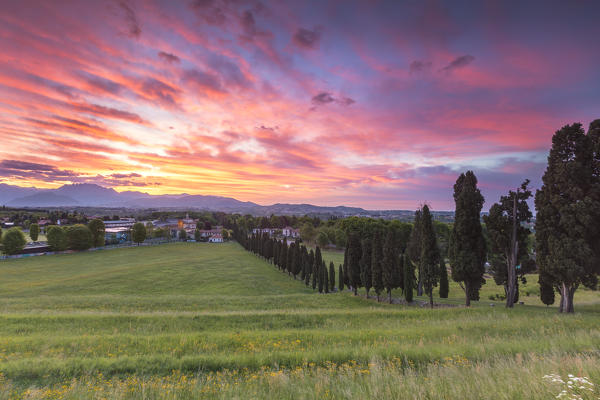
[407,210,423,296]
[311,251,318,290]
[343,246,350,288]
[306,249,314,286]
[449,171,487,306]
[318,262,324,293]
[535,122,600,313]
[439,258,449,298]
[393,250,404,293]
[338,264,344,292]
[539,272,555,306]
[359,238,373,297]
[371,230,384,302]
[281,238,288,272]
[329,262,335,292]
[323,261,329,293]
[347,232,362,295]
[287,242,295,277]
[420,205,440,308]
[382,229,396,303]
[403,254,414,302]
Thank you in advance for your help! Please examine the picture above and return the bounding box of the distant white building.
[282,226,300,238]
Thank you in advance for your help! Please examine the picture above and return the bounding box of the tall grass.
[0,242,598,398]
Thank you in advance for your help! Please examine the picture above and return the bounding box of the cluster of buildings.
[103,215,224,243]
[252,226,300,239]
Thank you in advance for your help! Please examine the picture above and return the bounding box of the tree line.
[231,120,599,313]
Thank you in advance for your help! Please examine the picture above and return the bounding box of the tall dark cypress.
[382,229,396,303]
[347,232,362,295]
[359,238,373,297]
[371,230,384,302]
[311,251,318,290]
[420,205,441,308]
[403,254,414,303]
[343,246,350,287]
[306,249,314,286]
[439,258,449,299]
[393,250,404,294]
[338,264,344,292]
[329,262,335,292]
[407,210,423,296]
[323,261,329,293]
[318,261,324,293]
[287,242,295,277]
[449,171,490,306]
[535,122,599,313]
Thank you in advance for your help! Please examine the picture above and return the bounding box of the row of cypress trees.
[232,214,449,306]
[343,205,449,307]
[237,229,337,294]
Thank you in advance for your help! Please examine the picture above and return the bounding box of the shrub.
[66,224,93,251]
[46,226,68,251]
[1,227,27,255]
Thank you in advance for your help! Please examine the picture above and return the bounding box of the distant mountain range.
[0,183,378,216]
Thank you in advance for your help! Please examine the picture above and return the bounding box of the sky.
[1,0,599,210]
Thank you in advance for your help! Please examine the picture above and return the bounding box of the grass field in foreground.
[0,242,598,399]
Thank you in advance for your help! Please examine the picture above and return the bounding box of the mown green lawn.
[0,242,598,399]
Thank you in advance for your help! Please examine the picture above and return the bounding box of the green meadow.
[0,242,598,399]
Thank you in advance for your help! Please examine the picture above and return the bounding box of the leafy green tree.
[346,232,362,295]
[439,258,449,298]
[87,219,105,247]
[29,223,40,242]
[131,222,147,246]
[449,171,487,306]
[535,122,599,313]
[420,205,440,308]
[329,262,335,292]
[407,209,423,296]
[0,227,3,243]
[484,180,533,308]
[46,226,68,251]
[194,229,201,242]
[66,224,93,251]
[382,229,397,303]
[371,230,384,301]
[334,229,347,248]
[300,223,317,243]
[338,264,344,292]
[403,254,414,302]
[316,231,329,248]
[360,238,372,297]
[1,227,26,255]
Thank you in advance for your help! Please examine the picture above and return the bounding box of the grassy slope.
[0,242,598,398]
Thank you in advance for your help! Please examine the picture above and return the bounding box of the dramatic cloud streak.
[0,0,599,209]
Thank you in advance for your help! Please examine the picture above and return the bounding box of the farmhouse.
[282,226,300,238]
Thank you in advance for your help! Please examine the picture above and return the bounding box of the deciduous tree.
[29,223,40,242]
[66,224,93,251]
[88,219,105,247]
[131,222,147,246]
[2,227,26,255]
